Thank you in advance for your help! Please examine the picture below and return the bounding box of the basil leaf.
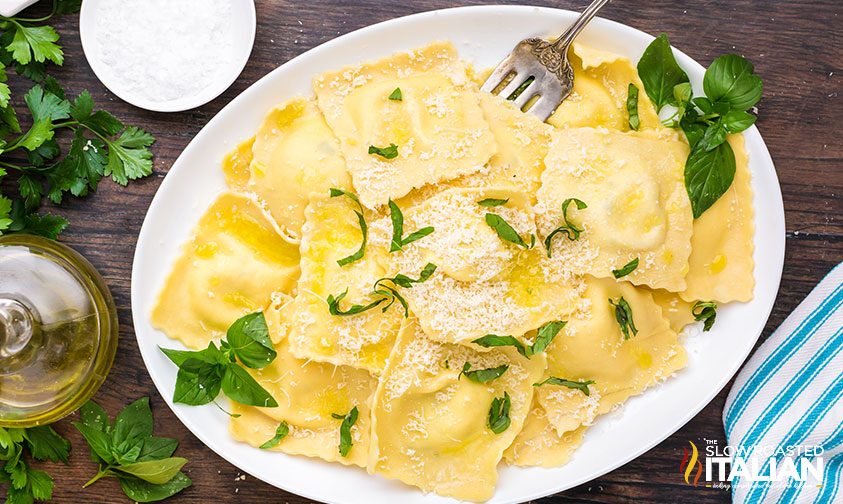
[460,362,509,383]
[485,213,532,249]
[116,457,187,485]
[327,289,386,316]
[330,188,368,266]
[72,421,114,465]
[259,422,290,449]
[112,397,153,447]
[172,359,223,406]
[609,297,639,340]
[544,197,587,257]
[534,377,596,396]
[612,258,639,278]
[221,364,278,408]
[368,143,398,159]
[159,342,223,367]
[388,199,433,251]
[388,87,402,101]
[471,334,529,359]
[79,400,111,433]
[114,438,143,465]
[692,301,718,331]
[331,406,359,457]
[722,109,756,133]
[679,108,706,149]
[136,437,178,462]
[636,33,689,111]
[530,320,566,355]
[673,82,692,104]
[487,392,511,434]
[626,83,640,130]
[699,120,728,152]
[119,472,192,503]
[225,312,276,369]
[382,262,437,289]
[477,198,509,207]
[685,140,736,218]
[703,54,763,111]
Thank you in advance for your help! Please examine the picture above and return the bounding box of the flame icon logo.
[679,441,703,486]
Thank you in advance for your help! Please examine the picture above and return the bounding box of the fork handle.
[551,0,612,51]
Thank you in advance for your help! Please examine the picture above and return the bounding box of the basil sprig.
[692,301,717,331]
[259,422,290,450]
[612,258,639,279]
[485,213,536,249]
[487,392,511,434]
[637,34,762,218]
[331,407,359,457]
[388,199,433,252]
[609,297,638,340]
[544,198,587,257]
[534,377,596,396]
[459,362,509,383]
[330,188,368,266]
[472,320,566,358]
[159,312,278,410]
[368,143,398,159]
[327,263,437,317]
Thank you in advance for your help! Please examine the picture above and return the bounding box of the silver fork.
[480,0,612,120]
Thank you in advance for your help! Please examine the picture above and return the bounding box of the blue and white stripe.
[724,262,843,504]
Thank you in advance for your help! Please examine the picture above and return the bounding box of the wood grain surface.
[4,0,841,502]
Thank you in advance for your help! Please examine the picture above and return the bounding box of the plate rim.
[130,5,785,503]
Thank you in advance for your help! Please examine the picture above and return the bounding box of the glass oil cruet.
[0,234,118,427]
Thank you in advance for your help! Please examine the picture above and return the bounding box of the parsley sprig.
[73,398,192,502]
[0,1,155,239]
[472,320,566,358]
[0,425,70,504]
[637,34,762,218]
[159,312,279,410]
[544,198,587,257]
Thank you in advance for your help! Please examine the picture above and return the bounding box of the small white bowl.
[79,0,256,112]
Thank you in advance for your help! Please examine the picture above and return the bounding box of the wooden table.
[9,0,840,502]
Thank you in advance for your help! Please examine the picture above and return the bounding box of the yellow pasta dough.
[150,192,300,349]
[369,320,545,501]
[503,398,587,467]
[681,134,755,303]
[313,42,497,208]
[221,136,254,190]
[248,98,352,239]
[538,127,693,292]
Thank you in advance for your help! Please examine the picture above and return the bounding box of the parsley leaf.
[544,197,587,257]
[0,424,70,504]
[388,87,402,101]
[5,21,63,66]
[534,377,596,396]
[636,33,689,111]
[259,422,290,450]
[692,301,717,331]
[329,188,368,266]
[487,392,511,434]
[388,199,433,252]
[485,213,535,249]
[626,83,640,130]
[160,312,278,408]
[331,407,359,457]
[73,398,192,502]
[460,362,509,383]
[105,126,154,185]
[609,297,638,340]
[368,143,398,159]
[612,258,639,278]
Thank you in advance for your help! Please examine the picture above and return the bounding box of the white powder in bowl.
[94,0,235,103]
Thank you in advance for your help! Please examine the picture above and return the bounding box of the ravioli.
[229,338,376,468]
[370,320,545,501]
[537,276,687,436]
[650,288,697,333]
[247,98,352,239]
[221,137,254,190]
[287,193,401,374]
[538,127,693,292]
[150,192,300,349]
[390,186,586,345]
[313,42,497,208]
[681,134,755,303]
[548,43,662,131]
[503,398,587,467]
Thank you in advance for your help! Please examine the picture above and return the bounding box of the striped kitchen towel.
[723,262,843,503]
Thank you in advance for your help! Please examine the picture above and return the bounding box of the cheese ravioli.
[369,320,545,501]
[503,397,587,467]
[313,42,496,208]
[538,127,693,292]
[151,192,300,349]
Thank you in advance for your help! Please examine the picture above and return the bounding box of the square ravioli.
[537,127,693,292]
[229,335,376,468]
[503,397,587,468]
[369,320,546,501]
[313,42,496,208]
[287,192,402,374]
[388,186,586,345]
[150,192,300,349]
[247,98,352,240]
[536,276,687,437]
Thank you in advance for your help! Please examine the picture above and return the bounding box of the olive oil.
[0,235,117,427]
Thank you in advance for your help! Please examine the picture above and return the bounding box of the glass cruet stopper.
[0,234,118,427]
